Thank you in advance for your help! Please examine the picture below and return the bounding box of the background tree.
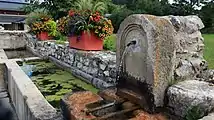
[200,1,214,33]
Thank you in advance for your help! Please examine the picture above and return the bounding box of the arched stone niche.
[116,14,176,113]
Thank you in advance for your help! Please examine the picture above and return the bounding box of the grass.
[103,34,116,52]
[203,34,214,69]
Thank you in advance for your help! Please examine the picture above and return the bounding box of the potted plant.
[26,12,57,40]
[64,10,114,50]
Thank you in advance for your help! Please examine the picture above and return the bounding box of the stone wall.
[164,16,208,81]
[26,38,116,89]
[0,31,27,49]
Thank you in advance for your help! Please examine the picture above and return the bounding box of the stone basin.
[18,60,98,111]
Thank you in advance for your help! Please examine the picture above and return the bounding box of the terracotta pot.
[69,31,103,51]
[37,32,49,41]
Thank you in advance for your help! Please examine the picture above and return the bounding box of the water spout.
[117,40,137,82]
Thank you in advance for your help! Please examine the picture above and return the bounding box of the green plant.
[109,8,135,33]
[103,34,116,51]
[46,20,57,36]
[65,10,114,39]
[57,16,69,35]
[26,12,54,35]
[185,106,204,120]
[73,0,107,14]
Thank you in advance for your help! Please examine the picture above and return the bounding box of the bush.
[103,34,116,52]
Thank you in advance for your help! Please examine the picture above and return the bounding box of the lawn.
[203,34,214,69]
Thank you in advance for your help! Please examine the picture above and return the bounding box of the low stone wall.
[0,31,27,49]
[5,61,59,120]
[26,39,116,89]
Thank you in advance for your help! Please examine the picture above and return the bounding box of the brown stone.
[131,110,167,120]
[66,91,103,120]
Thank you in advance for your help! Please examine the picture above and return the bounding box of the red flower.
[69,10,75,17]
[93,16,101,22]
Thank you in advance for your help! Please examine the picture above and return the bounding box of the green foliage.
[25,11,50,27]
[109,8,135,33]
[203,34,214,69]
[24,0,75,19]
[55,32,67,41]
[46,20,57,36]
[103,34,116,51]
[200,1,214,33]
[185,106,204,120]
[73,0,107,14]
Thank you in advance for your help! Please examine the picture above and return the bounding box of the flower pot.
[37,32,49,41]
[69,31,103,51]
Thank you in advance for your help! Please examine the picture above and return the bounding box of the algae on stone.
[21,60,99,109]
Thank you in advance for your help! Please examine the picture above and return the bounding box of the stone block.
[175,60,195,80]
[167,80,214,117]
[77,62,83,69]
[99,63,107,71]
[104,71,110,77]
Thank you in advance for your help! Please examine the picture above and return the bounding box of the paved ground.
[0,66,18,120]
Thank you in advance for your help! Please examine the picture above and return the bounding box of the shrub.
[103,34,116,51]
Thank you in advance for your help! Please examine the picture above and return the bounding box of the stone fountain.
[60,14,213,120]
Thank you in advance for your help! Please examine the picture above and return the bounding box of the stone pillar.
[116,14,176,112]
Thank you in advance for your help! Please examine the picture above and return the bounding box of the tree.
[73,0,107,14]
[200,1,214,33]
[24,0,75,19]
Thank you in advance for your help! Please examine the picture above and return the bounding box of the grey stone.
[104,71,110,77]
[200,113,214,120]
[90,67,98,76]
[167,80,214,117]
[99,63,106,71]
[80,57,83,62]
[82,66,88,73]
[69,54,74,61]
[201,70,214,81]
[110,69,117,78]
[92,78,113,89]
[93,61,98,67]
[78,70,93,83]
[77,62,83,69]
[84,59,90,66]
[109,64,116,68]
[175,60,194,80]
